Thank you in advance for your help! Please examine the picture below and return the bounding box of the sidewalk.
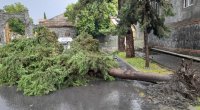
[150,51,200,71]
[151,48,200,62]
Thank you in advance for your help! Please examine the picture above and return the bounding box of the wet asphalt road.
[0,81,155,110]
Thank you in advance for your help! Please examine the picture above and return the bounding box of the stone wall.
[149,0,200,50]
[149,24,200,49]
[0,10,33,44]
[49,27,76,38]
[98,35,118,52]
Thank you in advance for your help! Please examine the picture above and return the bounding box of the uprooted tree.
[0,27,118,96]
[0,26,172,96]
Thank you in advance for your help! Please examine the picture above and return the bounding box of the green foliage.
[3,2,28,14]
[70,32,99,52]
[8,18,25,35]
[3,2,29,35]
[117,0,137,35]
[136,0,174,37]
[0,29,118,96]
[118,0,174,37]
[65,0,117,38]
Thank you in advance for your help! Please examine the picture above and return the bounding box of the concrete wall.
[49,27,76,38]
[149,0,200,50]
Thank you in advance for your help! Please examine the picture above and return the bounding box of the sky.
[0,0,78,24]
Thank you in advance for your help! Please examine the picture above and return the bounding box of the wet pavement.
[0,80,161,110]
[150,51,200,71]
[0,80,180,110]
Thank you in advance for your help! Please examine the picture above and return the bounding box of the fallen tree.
[0,30,118,96]
[109,68,171,82]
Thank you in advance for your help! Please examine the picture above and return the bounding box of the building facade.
[149,0,200,52]
[39,13,76,39]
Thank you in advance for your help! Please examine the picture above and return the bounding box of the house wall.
[149,0,200,50]
[49,27,76,38]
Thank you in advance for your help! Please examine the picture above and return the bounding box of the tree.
[7,18,25,35]
[3,2,28,13]
[118,0,174,67]
[44,12,47,19]
[135,0,174,67]
[65,0,118,38]
[3,2,28,35]
[117,0,125,52]
[117,0,137,58]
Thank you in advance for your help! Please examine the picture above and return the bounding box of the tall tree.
[65,0,117,38]
[44,12,47,19]
[136,0,174,67]
[117,0,137,57]
[117,0,125,52]
[118,0,174,67]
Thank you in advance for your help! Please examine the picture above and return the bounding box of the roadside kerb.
[151,48,200,62]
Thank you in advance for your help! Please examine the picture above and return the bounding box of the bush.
[8,18,25,35]
[0,30,118,96]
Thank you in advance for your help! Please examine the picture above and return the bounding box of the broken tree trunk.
[125,28,135,58]
[109,68,171,82]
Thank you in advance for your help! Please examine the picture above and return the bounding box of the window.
[184,0,194,8]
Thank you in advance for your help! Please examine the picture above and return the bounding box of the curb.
[116,56,139,71]
[116,55,174,74]
[151,48,200,62]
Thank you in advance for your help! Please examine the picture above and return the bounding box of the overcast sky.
[0,0,78,24]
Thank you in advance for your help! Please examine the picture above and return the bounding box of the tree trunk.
[144,30,150,68]
[118,36,125,52]
[109,68,171,82]
[125,28,135,58]
[118,0,126,52]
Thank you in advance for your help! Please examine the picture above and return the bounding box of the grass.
[194,106,200,110]
[118,52,172,75]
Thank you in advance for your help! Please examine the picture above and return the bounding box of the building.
[39,13,76,49]
[39,13,76,40]
[149,0,200,55]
